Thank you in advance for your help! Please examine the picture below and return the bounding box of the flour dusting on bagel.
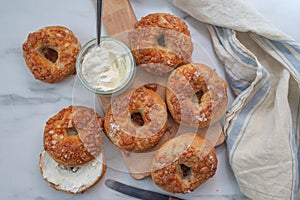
[166,63,228,128]
[151,133,217,193]
[104,87,168,152]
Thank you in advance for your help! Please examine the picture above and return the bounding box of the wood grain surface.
[94,0,137,35]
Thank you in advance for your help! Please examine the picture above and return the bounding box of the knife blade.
[105,179,184,200]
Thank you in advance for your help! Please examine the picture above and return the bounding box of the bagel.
[43,105,104,167]
[166,63,228,128]
[130,13,193,75]
[39,150,106,194]
[104,87,168,152]
[151,133,217,194]
[23,26,81,83]
[41,105,105,193]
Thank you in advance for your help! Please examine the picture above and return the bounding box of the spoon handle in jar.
[96,0,103,47]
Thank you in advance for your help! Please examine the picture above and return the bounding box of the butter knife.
[105,179,184,200]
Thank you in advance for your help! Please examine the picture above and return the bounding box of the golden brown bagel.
[23,26,81,83]
[151,133,217,193]
[43,105,104,167]
[166,63,228,128]
[104,87,168,152]
[130,13,193,75]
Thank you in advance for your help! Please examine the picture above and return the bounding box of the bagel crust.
[104,87,168,152]
[23,26,81,83]
[166,63,228,128]
[44,106,104,167]
[151,133,217,194]
[130,13,193,75]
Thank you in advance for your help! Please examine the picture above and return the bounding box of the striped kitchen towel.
[169,0,300,199]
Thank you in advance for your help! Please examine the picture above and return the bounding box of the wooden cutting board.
[95,0,226,179]
[96,0,136,36]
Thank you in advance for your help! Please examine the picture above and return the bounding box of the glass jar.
[76,37,136,96]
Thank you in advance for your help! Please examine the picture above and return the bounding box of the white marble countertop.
[0,0,299,200]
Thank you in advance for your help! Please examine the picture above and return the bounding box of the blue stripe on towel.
[227,78,270,158]
[214,27,258,70]
[225,65,253,84]
[289,43,300,55]
[214,26,226,47]
[270,40,300,73]
[223,28,258,67]
[224,66,251,93]
[214,27,258,94]
[227,67,269,112]
[257,37,300,83]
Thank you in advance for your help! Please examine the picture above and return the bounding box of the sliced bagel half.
[39,151,106,194]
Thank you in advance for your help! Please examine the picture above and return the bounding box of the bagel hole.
[157,33,166,47]
[192,89,205,104]
[39,46,58,63]
[180,164,191,177]
[131,112,144,126]
[66,127,78,136]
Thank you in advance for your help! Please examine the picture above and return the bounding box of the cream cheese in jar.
[78,37,135,94]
